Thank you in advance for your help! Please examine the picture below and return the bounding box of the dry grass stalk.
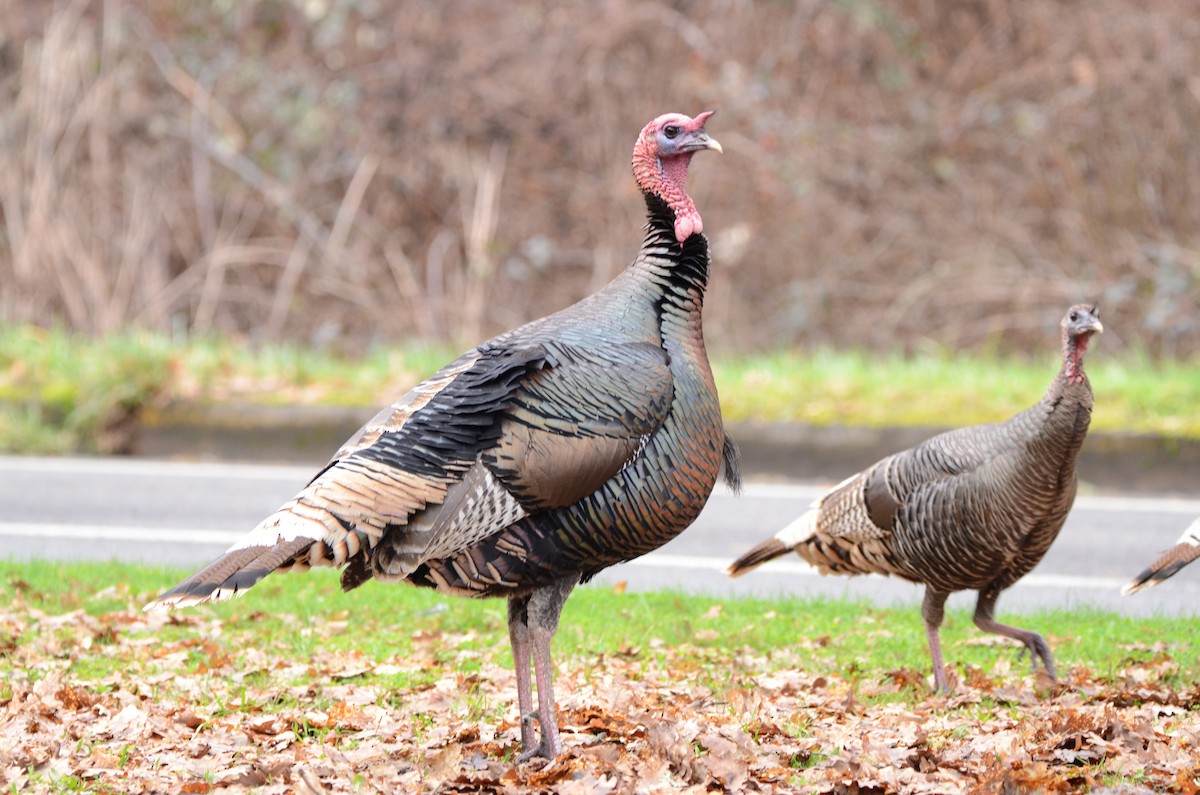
[0,0,1196,355]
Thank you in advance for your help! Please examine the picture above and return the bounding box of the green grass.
[3,560,1198,698]
[0,327,177,454]
[3,324,1200,454]
[713,346,1200,436]
[0,325,455,454]
[2,326,1200,453]
[4,560,1197,793]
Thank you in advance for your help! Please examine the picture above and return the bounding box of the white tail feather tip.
[775,508,819,547]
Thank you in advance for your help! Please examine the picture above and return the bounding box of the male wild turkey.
[1123,517,1200,595]
[727,304,1103,694]
[147,112,734,760]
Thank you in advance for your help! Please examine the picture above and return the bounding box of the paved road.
[2,455,1198,618]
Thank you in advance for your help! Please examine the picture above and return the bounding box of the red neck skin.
[1063,333,1091,385]
[632,136,701,245]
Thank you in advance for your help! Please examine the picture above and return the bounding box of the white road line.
[0,523,241,546]
[621,553,1134,591]
[2,456,1197,514]
[718,484,1200,515]
[0,456,313,481]
[0,522,1143,592]
[1074,495,1200,515]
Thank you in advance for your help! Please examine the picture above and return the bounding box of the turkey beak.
[681,131,722,155]
[1087,319,1104,335]
[682,110,722,154]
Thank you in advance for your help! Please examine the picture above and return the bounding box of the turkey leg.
[514,575,578,761]
[506,596,537,753]
[973,586,1056,680]
[921,587,952,694]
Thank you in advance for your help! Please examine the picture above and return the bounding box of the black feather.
[153,538,314,604]
[722,433,742,494]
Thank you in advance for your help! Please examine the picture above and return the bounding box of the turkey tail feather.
[145,538,314,610]
[1122,560,1187,596]
[726,537,790,577]
[1123,518,1200,596]
[726,507,818,577]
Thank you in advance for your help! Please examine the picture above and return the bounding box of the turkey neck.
[635,193,712,311]
[583,190,721,561]
[1019,335,1094,491]
[1049,331,1094,443]
[635,191,718,427]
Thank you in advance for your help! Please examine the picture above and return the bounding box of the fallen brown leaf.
[1,603,1198,794]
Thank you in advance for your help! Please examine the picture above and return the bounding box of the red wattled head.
[1061,303,1103,384]
[631,111,722,244]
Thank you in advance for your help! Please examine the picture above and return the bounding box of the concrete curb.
[137,405,1200,496]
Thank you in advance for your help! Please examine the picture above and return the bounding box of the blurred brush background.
[2,0,1197,357]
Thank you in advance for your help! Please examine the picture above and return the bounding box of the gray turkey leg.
[973,586,1056,680]
[518,575,579,762]
[922,588,951,694]
[507,596,537,755]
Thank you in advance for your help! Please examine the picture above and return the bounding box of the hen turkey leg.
[974,585,1056,680]
[922,587,951,694]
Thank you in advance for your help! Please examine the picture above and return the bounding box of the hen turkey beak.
[1089,320,1104,335]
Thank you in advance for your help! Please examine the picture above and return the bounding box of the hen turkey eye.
[664,126,680,139]
[729,302,1102,696]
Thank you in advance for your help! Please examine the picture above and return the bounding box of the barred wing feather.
[147,341,673,609]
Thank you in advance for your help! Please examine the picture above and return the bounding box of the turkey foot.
[975,614,1056,682]
[516,711,540,760]
[1013,632,1056,679]
[515,711,558,763]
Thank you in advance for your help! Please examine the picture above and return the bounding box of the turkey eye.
[1070,312,1079,322]
[664,125,680,139]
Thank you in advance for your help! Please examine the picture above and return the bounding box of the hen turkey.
[146,112,733,760]
[727,305,1103,693]
[1123,517,1200,595]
